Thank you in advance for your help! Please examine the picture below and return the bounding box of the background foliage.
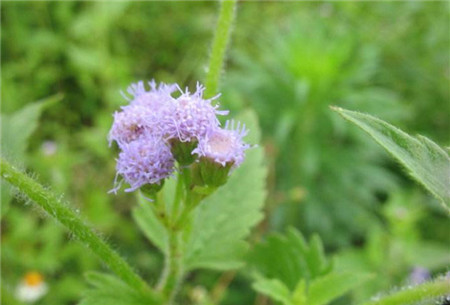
[1,2,449,305]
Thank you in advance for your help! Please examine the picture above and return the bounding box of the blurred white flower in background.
[15,271,48,303]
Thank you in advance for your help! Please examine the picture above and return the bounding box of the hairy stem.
[157,167,190,303]
[171,173,184,224]
[0,158,150,292]
[360,277,450,305]
[158,231,183,304]
[204,0,237,98]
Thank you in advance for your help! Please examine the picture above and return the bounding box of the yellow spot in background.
[24,272,43,287]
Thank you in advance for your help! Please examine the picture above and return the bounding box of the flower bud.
[194,157,232,187]
[192,121,250,187]
[140,179,165,197]
[169,139,198,166]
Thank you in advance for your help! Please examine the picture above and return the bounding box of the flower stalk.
[359,277,450,305]
[204,0,237,98]
[0,158,150,293]
[157,172,190,304]
[158,231,184,304]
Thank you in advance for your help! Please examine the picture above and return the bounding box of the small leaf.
[308,272,373,305]
[248,228,332,290]
[1,94,62,160]
[79,272,161,305]
[252,277,293,305]
[183,109,267,271]
[307,235,333,278]
[1,94,62,214]
[291,280,308,305]
[331,106,450,212]
[132,194,168,254]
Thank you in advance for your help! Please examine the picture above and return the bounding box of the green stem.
[181,166,192,207]
[171,172,184,225]
[158,230,183,304]
[157,166,190,303]
[204,0,237,98]
[360,277,450,305]
[148,190,171,229]
[0,158,150,292]
[174,201,195,230]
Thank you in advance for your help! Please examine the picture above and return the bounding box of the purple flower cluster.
[109,80,249,193]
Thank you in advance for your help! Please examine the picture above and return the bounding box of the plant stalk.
[0,158,150,292]
[360,277,450,305]
[204,0,237,98]
[158,230,183,304]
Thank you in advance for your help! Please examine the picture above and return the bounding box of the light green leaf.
[132,194,168,254]
[1,94,62,160]
[308,272,373,305]
[1,94,62,214]
[79,272,161,305]
[248,228,332,290]
[291,280,308,305]
[331,106,450,212]
[183,109,267,271]
[252,277,293,305]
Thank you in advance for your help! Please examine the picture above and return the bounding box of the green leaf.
[79,272,161,305]
[308,272,373,305]
[291,280,308,305]
[248,228,332,290]
[1,94,62,214]
[1,94,62,160]
[252,277,293,305]
[331,106,450,212]
[183,109,267,270]
[132,193,168,254]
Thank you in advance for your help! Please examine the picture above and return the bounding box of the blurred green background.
[1,2,449,304]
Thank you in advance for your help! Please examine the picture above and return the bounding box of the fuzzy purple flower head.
[193,120,250,168]
[108,105,156,147]
[123,80,177,108]
[161,83,228,142]
[112,137,174,193]
[109,81,178,147]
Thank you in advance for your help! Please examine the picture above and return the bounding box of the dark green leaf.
[79,272,161,305]
[332,107,450,212]
[252,277,293,305]
[308,272,373,305]
[248,228,332,290]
